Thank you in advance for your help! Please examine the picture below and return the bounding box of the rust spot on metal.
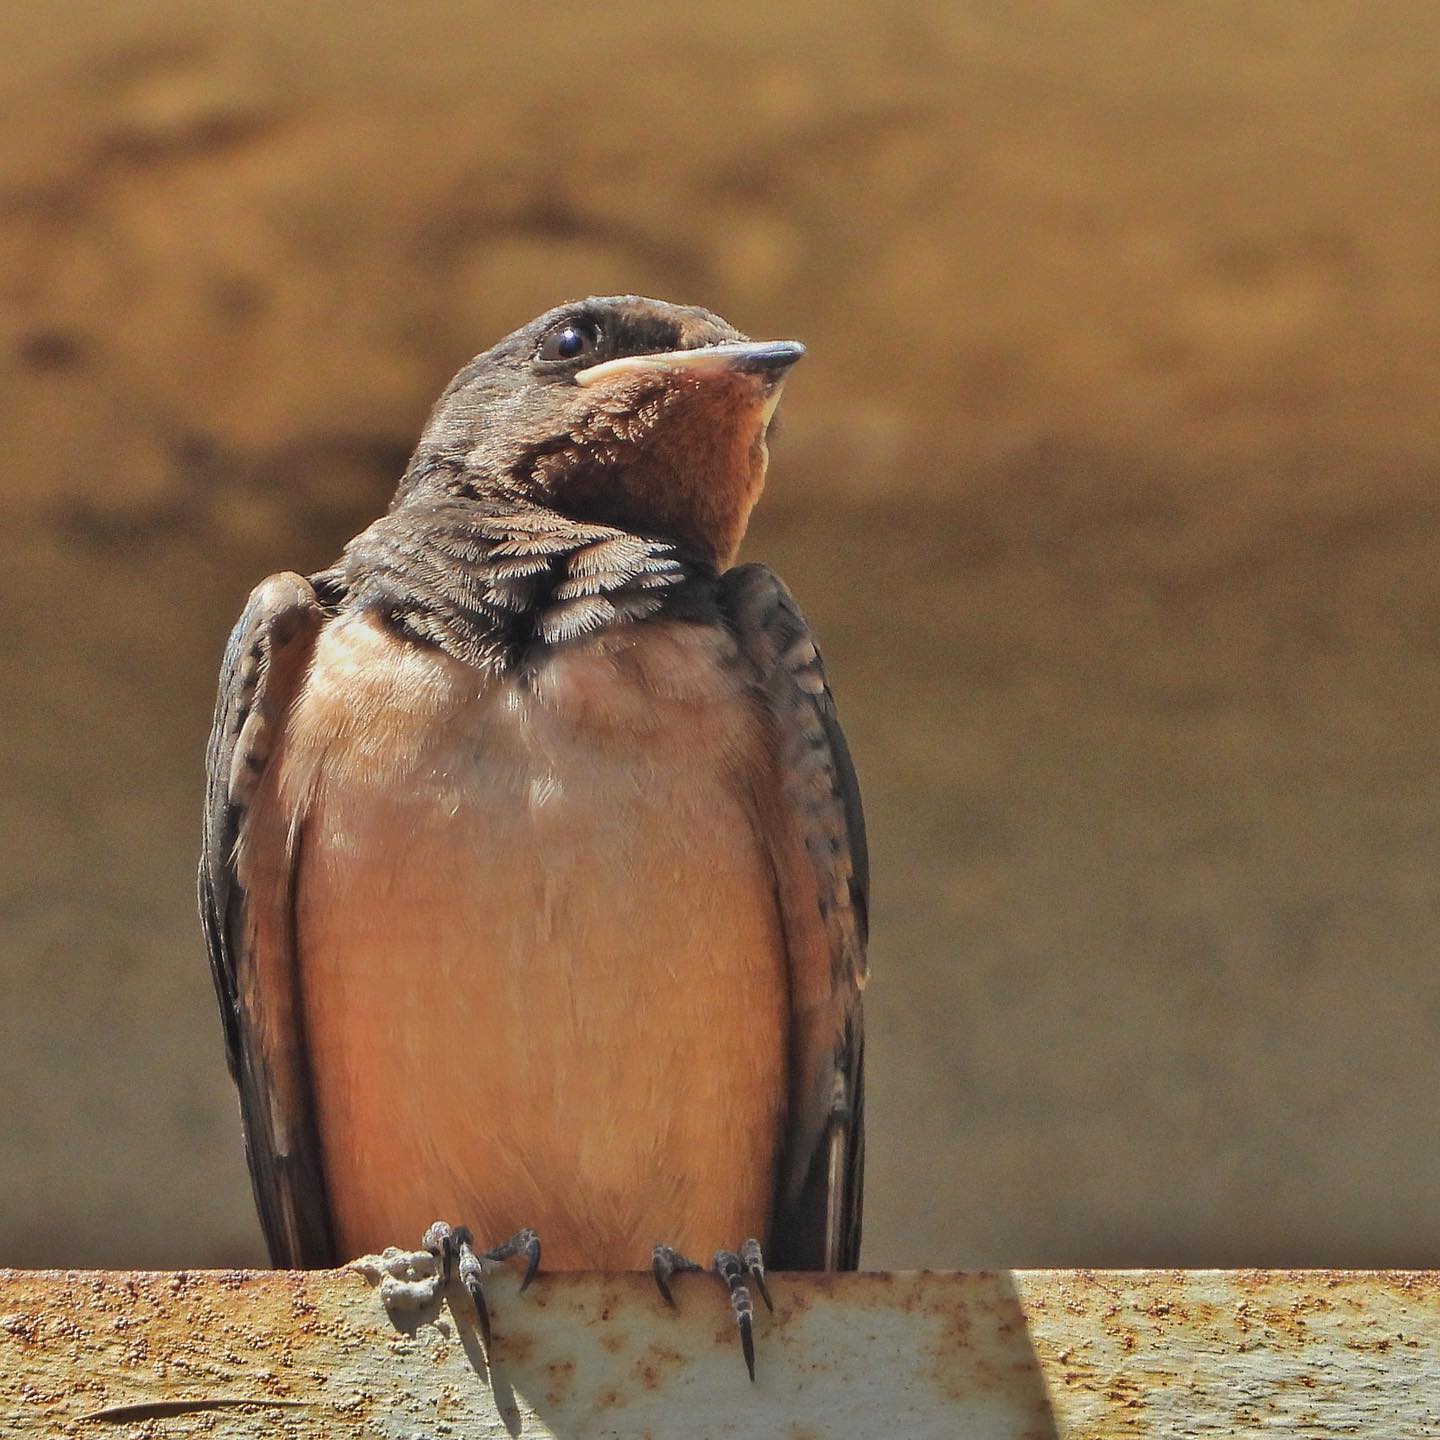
[543,1356,576,1406]
[1104,1373,1146,1409]
[631,1340,685,1391]
[495,1331,535,1365]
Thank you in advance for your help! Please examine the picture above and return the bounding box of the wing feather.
[199,571,336,1266]
[721,564,869,1270]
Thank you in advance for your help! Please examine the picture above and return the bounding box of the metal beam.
[3,1268,1437,1437]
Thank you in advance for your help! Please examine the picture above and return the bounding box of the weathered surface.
[3,1269,1438,1438]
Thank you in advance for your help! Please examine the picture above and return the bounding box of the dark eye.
[538,321,599,363]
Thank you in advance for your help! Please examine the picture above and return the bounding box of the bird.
[199,295,868,1379]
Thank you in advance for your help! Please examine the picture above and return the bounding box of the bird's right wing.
[199,571,337,1266]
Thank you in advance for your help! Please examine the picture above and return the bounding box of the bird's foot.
[652,1237,773,1381]
[351,1221,540,1348]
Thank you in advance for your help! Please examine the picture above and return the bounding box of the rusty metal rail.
[3,1268,1437,1437]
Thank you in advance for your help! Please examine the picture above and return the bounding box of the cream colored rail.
[3,1268,1436,1437]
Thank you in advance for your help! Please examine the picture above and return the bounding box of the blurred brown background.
[3,1,1439,1270]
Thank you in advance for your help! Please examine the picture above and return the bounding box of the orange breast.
[279,611,789,1266]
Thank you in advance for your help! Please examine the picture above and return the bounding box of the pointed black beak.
[573,340,806,388]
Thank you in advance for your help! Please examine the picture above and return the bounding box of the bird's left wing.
[199,570,337,1266]
[721,564,869,1271]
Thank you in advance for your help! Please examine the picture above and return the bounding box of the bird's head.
[402,295,804,569]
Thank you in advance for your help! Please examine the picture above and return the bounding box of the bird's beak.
[574,340,806,393]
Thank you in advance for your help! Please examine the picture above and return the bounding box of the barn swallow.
[200,296,868,1379]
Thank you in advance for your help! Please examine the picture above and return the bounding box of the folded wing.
[199,571,336,1265]
[721,564,869,1270]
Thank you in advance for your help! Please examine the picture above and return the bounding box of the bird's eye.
[538,321,599,364]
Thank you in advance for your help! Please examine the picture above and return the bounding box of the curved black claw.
[484,1227,542,1294]
[740,1236,773,1313]
[423,1219,459,1275]
[653,1237,771,1382]
[651,1243,703,1307]
[371,1215,541,1347]
[715,1249,757,1382]
[453,1228,491,1350]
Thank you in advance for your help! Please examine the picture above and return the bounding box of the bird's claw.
[651,1243,703,1307]
[448,1227,492,1349]
[739,1236,773,1313]
[651,1237,771,1382]
[481,1225,542,1293]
